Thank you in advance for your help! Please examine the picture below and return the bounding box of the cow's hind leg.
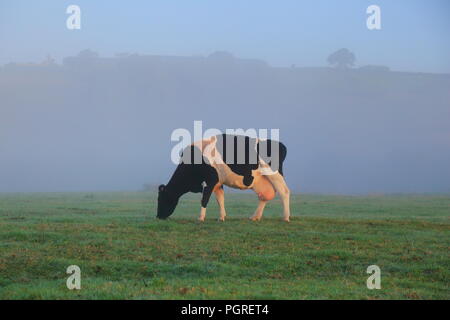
[214,185,227,221]
[264,172,291,222]
[250,200,267,221]
[250,176,275,221]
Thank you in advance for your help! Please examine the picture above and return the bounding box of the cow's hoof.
[282,218,290,223]
[198,217,205,222]
[218,217,225,222]
[249,216,261,222]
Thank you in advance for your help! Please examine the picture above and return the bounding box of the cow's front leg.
[199,207,207,222]
[198,171,219,222]
[214,186,226,221]
[199,186,213,222]
[264,172,291,222]
[250,200,267,221]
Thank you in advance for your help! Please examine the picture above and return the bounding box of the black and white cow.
[157,134,291,222]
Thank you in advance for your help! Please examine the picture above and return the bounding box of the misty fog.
[1,50,449,193]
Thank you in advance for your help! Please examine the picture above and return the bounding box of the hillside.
[1,51,449,193]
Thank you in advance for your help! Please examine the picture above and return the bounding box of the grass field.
[0,191,448,299]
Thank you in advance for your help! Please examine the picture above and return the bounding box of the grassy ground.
[0,191,448,299]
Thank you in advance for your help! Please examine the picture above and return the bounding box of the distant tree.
[77,49,99,59]
[358,65,390,72]
[41,54,56,66]
[115,52,130,58]
[207,51,236,69]
[63,49,99,67]
[327,48,356,69]
[208,51,235,62]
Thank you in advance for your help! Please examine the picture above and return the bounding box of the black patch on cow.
[215,134,287,182]
[157,145,219,219]
[256,137,287,176]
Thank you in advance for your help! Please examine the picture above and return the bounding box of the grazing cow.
[157,134,290,222]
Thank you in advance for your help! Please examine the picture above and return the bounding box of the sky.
[0,0,449,73]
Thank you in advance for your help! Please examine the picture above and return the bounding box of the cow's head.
[157,184,178,219]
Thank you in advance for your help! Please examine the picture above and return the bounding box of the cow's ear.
[158,184,166,192]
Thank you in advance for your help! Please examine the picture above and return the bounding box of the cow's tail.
[278,142,287,176]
